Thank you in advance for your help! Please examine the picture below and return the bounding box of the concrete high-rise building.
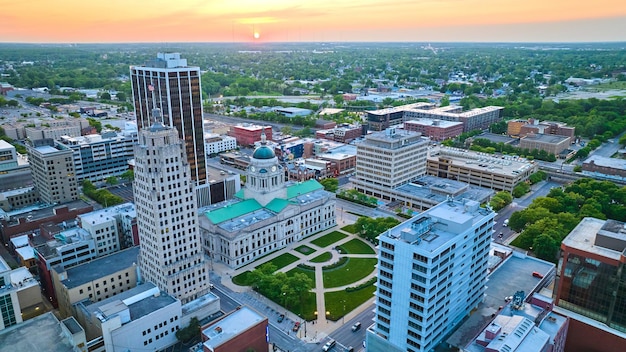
[130,53,209,205]
[352,127,429,199]
[26,139,79,205]
[133,118,210,304]
[367,198,494,352]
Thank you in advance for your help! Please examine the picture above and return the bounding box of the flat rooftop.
[384,198,494,253]
[404,118,463,128]
[0,313,76,352]
[395,175,494,204]
[447,252,556,349]
[561,217,622,261]
[429,147,536,176]
[584,155,626,170]
[521,134,570,143]
[59,246,139,289]
[202,306,266,349]
[128,290,178,320]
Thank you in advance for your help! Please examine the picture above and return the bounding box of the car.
[498,232,504,238]
[504,296,513,302]
[322,339,336,351]
[292,321,301,332]
[532,271,544,279]
[351,322,361,332]
[277,314,285,323]
[503,219,509,226]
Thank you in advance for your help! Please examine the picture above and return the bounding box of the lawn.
[287,267,316,288]
[232,271,253,286]
[337,238,375,254]
[295,245,315,255]
[323,258,377,288]
[310,252,332,263]
[324,284,376,321]
[257,252,300,270]
[341,223,359,234]
[311,231,347,248]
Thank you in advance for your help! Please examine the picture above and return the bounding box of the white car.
[322,339,336,351]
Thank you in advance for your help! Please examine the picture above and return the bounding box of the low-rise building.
[23,118,90,141]
[205,133,237,155]
[228,124,273,147]
[201,306,269,352]
[75,283,181,352]
[404,118,464,141]
[0,257,44,331]
[51,246,140,319]
[9,235,36,268]
[427,147,538,192]
[0,140,32,192]
[0,187,39,212]
[0,312,86,352]
[519,133,571,156]
[582,155,626,183]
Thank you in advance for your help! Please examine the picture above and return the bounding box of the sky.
[1,0,626,43]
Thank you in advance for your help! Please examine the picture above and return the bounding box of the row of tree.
[509,179,626,262]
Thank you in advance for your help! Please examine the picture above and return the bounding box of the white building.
[0,257,43,331]
[205,133,237,155]
[367,198,495,352]
[76,283,181,352]
[134,119,210,304]
[200,133,336,268]
[77,203,136,254]
[352,127,429,200]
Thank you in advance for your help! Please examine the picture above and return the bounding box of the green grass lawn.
[341,223,359,234]
[324,284,376,321]
[295,245,315,255]
[337,238,375,254]
[257,252,299,270]
[323,258,377,288]
[311,231,347,248]
[232,271,253,286]
[287,267,316,288]
[310,252,332,263]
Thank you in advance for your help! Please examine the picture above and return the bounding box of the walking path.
[215,219,377,343]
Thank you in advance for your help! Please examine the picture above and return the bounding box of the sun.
[253,32,260,40]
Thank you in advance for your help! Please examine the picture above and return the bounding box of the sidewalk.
[213,220,377,344]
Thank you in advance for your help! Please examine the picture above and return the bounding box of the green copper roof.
[286,179,323,199]
[252,145,275,159]
[265,198,290,213]
[205,199,262,224]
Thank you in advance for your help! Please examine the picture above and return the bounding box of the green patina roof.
[286,179,323,199]
[252,145,275,159]
[265,198,290,213]
[205,199,262,224]
[206,179,324,224]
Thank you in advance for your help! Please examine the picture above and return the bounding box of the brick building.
[403,118,464,141]
[228,124,273,147]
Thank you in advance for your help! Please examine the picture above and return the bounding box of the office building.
[556,218,626,333]
[352,127,429,200]
[200,134,336,268]
[130,53,208,203]
[51,246,140,319]
[0,187,40,212]
[56,130,137,183]
[582,155,626,183]
[26,139,79,205]
[201,306,269,352]
[367,103,435,131]
[427,147,538,192]
[0,258,44,331]
[366,198,494,352]
[133,120,210,304]
[403,119,464,141]
[507,118,575,140]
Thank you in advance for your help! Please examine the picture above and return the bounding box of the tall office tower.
[366,198,494,352]
[352,127,429,199]
[130,53,209,205]
[133,114,209,304]
[26,139,79,205]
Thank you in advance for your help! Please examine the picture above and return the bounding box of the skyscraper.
[130,53,208,204]
[133,113,209,304]
[367,198,494,352]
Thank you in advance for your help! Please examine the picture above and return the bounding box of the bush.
[512,183,531,198]
[345,277,377,292]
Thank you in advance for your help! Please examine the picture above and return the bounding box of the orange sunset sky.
[1,0,625,43]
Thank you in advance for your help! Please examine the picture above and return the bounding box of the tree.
[120,169,134,182]
[100,92,111,100]
[512,183,530,198]
[105,176,118,186]
[116,92,126,102]
[175,317,200,343]
[440,95,450,107]
[319,178,338,193]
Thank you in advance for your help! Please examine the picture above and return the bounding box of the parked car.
[277,314,285,323]
[351,322,361,332]
[293,321,301,332]
[322,339,336,351]
[532,271,544,279]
